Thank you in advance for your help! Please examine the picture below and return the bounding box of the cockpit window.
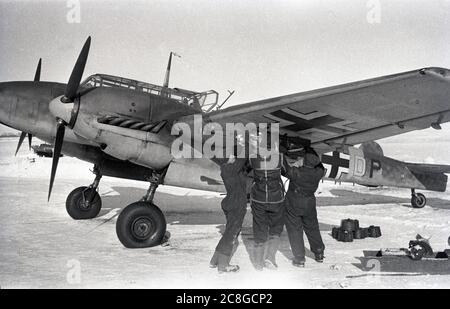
[81,74,219,112]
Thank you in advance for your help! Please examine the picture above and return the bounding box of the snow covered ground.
[0,137,449,289]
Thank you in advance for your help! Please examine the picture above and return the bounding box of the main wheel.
[409,245,425,261]
[66,186,102,220]
[116,202,166,248]
[411,193,426,208]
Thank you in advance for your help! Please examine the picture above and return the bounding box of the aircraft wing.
[206,67,450,154]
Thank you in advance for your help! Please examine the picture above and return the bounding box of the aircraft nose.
[0,81,61,133]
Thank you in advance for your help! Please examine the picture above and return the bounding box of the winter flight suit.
[210,157,248,272]
[250,154,285,244]
[250,153,285,269]
[283,154,325,263]
[215,158,248,256]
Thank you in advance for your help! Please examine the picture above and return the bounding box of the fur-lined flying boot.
[217,252,240,274]
[292,256,305,268]
[314,252,324,263]
[264,235,280,269]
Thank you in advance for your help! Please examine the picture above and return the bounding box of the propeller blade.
[48,120,66,201]
[63,36,91,102]
[15,131,27,156]
[28,133,33,150]
[34,58,42,82]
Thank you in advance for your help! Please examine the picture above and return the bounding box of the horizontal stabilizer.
[407,163,450,174]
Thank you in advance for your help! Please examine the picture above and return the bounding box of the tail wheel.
[116,202,166,248]
[66,186,102,219]
[409,245,425,261]
[411,193,426,208]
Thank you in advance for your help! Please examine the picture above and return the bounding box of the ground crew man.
[210,155,248,273]
[283,148,325,268]
[249,148,285,270]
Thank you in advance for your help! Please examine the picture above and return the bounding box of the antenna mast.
[163,51,181,88]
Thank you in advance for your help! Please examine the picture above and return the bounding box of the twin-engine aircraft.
[1,37,450,248]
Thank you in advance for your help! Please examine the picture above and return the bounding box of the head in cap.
[303,153,321,168]
[283,139,304,157]
[283,144,303,166]
[284,145,321,168]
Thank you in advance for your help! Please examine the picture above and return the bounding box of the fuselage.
[0,77,225,192]
[320,146,448,192]
[0,79,447,195]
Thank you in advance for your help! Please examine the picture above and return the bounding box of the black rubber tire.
[411,193,426,208]
[66,186,102,220]
[116,202,166,248]
[409,245,425,261]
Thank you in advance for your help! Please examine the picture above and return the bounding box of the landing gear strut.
[411,189,427,209]
[66,165,103,219]
[116,171,167,248]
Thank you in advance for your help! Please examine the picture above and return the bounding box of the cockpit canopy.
[81,74,219,112]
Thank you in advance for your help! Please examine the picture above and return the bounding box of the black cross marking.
[321,151,349,179]
[265,109,349,134]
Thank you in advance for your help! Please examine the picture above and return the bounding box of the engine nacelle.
[71,113,174,170]
[61,141,155,181]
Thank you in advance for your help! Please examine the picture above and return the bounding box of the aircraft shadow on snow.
[320,189,450,210]
[98,186,450,222]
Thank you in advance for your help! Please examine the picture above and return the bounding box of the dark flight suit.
[283,156,325,261]
[215,158,248,256]
[250,154,285,244]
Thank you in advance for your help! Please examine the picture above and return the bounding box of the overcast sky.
[1,0,450,158]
